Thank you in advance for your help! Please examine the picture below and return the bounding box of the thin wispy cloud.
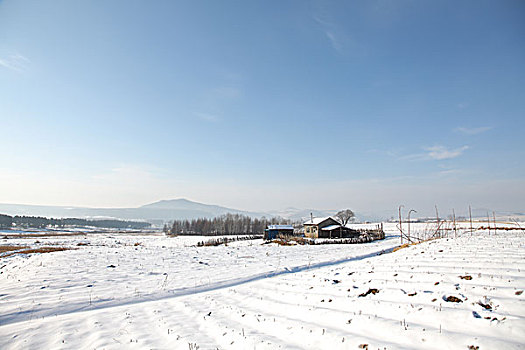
[313,14,344,53]
[91,164,159,182]
[324,30,343,53]
[212,86,241,100]
[437,168,463,176]
[0,53,30,72]
[454,126,492,135]
[402,145,469,161]
[194,112,220,123]
[424,145,469,160]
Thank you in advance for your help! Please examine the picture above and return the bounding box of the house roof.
[321,224,342,231]
[303,217,335,225]
[266,225,294,230]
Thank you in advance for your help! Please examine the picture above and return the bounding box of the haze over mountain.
[0,198,346,223]
[0,199,342,223]
[0,199,253,224]
[1,199,521,226]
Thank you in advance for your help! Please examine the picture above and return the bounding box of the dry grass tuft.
[393,243,412,252]
[0,245,30,253]
[444,295,463,303]
[393,242,423,252]
[22,247,72,254]
[0,245,74,258]
[359,288,380,297]
[271,237,307,246]
[197,235,262,247]
[393,236,441,252]
[2,232,87,239]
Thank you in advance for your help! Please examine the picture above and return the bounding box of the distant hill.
[141,198,247,214]
[5,199,499,225]
[0,199,257,225]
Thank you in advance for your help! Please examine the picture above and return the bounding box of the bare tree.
[335,209,355,226]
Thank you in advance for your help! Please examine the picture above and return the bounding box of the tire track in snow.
[0,246,395,326]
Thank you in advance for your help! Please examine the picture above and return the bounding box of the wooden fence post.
[453,209,457,239]
[435,205,440,238]
[469,205,473,237]
[487,212,491,235]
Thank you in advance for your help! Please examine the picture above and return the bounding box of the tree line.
[165,213,297,236]
[0,214,151,230]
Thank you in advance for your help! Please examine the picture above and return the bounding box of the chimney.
[310,212,313,223]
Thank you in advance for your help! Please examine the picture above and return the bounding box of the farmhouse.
[303,217,360,239]
[264,225,294,240]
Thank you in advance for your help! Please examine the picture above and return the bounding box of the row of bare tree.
[165,213,297,236]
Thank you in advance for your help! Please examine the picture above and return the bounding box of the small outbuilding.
[264,225,294,240]
[321,224,360,239]
[304,217,360,239]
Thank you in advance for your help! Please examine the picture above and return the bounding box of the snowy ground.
[0,224,524,349]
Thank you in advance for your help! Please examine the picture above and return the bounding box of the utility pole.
[398,205,404,244]
[408,209,417,242]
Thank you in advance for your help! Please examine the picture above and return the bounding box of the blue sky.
[1,0,524,216]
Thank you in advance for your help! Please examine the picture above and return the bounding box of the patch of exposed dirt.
[0,246,74,258]
[359,288,379,297]
[0,245,29,253]
[2,233,87,239]
[444,295,463,303]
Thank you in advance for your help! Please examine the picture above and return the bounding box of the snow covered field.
[1,224,524,349]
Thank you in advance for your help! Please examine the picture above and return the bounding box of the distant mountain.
[137,198,257,219]
[141,198,245,213]
[5,199,490,226]
[0,199,257,225]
